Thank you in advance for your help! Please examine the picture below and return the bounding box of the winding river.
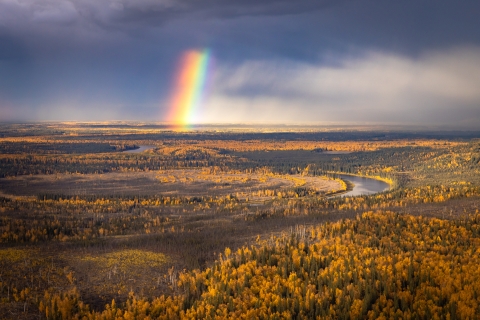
[337,174,390,197]
[122,147,389,197]
[123,145,156,153]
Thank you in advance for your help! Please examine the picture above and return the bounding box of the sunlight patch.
[0,248,36,263]
[79,249,168,273]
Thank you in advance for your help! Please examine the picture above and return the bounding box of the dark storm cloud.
[0,0,479,126]
[0,0,339,33]
[1,0,479,51]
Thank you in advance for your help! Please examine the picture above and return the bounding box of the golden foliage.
[37,212,480,319]
[79,249,168,273]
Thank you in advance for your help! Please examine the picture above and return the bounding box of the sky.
[1,0,480,128]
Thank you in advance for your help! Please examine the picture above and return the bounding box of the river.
[123,145,156,153]
[122,147,389,197]
[337,174,390,197]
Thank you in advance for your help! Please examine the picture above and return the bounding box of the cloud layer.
[202,47,480,127]
[0,0,479,126]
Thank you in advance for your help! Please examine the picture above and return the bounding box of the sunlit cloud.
[200,46,480,127]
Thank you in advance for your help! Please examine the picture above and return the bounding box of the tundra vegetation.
[0,123,479,319]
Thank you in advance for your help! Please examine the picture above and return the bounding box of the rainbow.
[166,49,212,129]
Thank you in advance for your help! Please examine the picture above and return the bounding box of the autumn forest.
[1,122,480,319]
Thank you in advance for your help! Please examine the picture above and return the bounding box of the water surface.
[123,145,156,153]
[338,174,389,197]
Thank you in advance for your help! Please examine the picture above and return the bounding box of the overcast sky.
[1,0,479,127]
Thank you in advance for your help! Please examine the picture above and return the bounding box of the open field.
[0,123,480,319]
[0,170,342,199]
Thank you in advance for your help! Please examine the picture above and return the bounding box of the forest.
[0,122,479,319]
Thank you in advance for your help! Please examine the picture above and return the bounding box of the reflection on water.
[123,146,156,153]
[338,174,389,197]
